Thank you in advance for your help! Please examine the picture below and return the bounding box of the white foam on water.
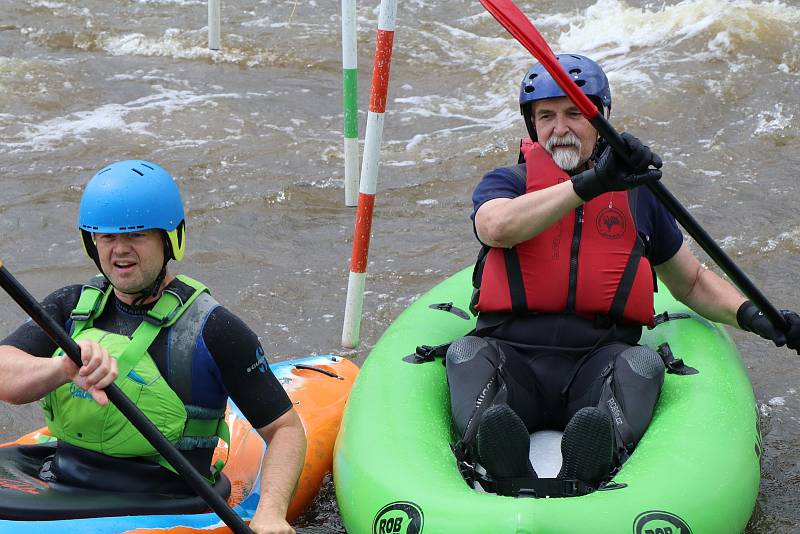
[29,0,68,8]
[556,0,800,86]
[775,228,800,248]
[768,397,786,406]
[559,0,800,52]
[97,29,255,65]
[753,103,794,137]
[101,30,214,58]
[394,94,518,148]
[4,86,242,151]
[134,0,203,5]
[386,0,800,159]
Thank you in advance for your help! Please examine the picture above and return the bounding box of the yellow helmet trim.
[166,223,186,261]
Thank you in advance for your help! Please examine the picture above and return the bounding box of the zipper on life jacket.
[566,206,583,312]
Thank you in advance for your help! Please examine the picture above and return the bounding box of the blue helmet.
[519,54,611,111]
[78,160,186,262]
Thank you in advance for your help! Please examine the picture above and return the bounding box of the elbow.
[478,217,515,249]
[673,267,704,305]
[0,389,26,405]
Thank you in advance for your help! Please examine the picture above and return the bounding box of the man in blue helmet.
[447,54,800,497]
[0,161,305,533]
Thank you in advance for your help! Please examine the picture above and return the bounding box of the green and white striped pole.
[342,0,359,206]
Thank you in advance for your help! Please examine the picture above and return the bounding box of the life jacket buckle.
[144,306,180,327]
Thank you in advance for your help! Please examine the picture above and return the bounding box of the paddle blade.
[479,0,599,119]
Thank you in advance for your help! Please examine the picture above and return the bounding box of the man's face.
[94,229,165,295]
[533,97,597,171]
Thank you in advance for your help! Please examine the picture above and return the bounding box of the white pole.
[208,0,221,51]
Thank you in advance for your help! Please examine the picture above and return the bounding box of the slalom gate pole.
[342,0,360,207]
[341,0,397,348]
[208,0,220,50]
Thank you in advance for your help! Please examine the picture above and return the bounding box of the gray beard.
[545,133,582,171]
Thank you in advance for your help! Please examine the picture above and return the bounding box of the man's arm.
[0,345,69,404]
[475,133,661,249]
[200,306,306,532]
[0,340,118,405]
[654,242,746,327]
[475,180,582,248]
[656,242,800,353]
[249,408,307,534]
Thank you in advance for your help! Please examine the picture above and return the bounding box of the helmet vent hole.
[569,68,582,75]
[140,163,154,170]
[528,73,537,80]
[132,168,144,176]
[575,80,586,87]
[524,86,534,93]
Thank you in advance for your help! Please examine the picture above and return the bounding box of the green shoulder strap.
[69,278,113,338]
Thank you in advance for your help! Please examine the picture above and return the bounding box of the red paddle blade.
[479,0,599,119]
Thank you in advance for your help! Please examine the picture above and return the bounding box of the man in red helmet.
[446,55,800,497]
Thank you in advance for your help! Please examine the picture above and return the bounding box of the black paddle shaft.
[0,263,253,534]
[589,115,788,332]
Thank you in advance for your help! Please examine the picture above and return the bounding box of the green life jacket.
[41,275,230,480]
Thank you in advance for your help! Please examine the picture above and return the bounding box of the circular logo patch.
[596,207,626,239]
[633,510,693,534]
[372,501,424,534]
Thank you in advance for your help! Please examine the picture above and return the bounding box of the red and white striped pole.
[341,0,397,349]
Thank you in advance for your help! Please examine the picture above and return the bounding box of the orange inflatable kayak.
[0,354,359,533]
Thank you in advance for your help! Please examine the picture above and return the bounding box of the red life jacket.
[474,140,655,326]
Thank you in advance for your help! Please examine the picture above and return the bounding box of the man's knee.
[608,346,665,441]
[618,345,665,382]
[446,336,501,367]
[446,336,506,441]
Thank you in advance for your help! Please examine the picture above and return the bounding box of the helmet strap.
[129,237,171,307]
[130,264,168,307]
[587,101,610,167]
[521,103,537,142]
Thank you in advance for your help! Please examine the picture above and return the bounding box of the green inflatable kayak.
[334,268,761,533]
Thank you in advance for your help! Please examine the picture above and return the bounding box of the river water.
[0,0,798,531]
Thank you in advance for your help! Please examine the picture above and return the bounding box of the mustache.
[545,132,582,153]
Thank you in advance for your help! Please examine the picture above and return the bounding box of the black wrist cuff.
[736,301,757,331]
[570,169,603,201]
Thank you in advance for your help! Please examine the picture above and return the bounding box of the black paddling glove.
[571,132,663,202]
[737,300,800,354]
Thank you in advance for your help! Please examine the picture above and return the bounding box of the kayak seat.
[0,444,231,521]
